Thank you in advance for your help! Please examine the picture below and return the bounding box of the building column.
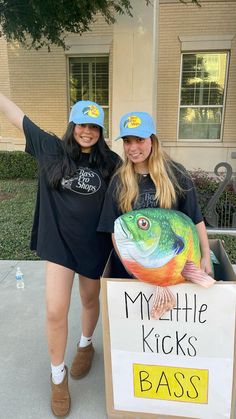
[111,0,158,154]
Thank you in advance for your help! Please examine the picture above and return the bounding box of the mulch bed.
[0,192,15,202]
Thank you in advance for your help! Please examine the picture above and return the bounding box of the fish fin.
[173,235,185,255]
[151,286,176,320]
[182,261,216,288]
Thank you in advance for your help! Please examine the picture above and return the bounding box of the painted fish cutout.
[114,208,215,319]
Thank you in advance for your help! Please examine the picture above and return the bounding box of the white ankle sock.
[51,361,66,385]
[79,334,92,348]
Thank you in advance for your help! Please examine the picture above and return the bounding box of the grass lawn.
[0,179,235,264]
[0,179,39,260]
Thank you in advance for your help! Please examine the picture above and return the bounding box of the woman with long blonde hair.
[98,111,212,276]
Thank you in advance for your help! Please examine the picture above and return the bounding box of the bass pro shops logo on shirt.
[61,167,101,195]
[134,192,157,209]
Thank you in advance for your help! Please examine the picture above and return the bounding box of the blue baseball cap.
[69,100,104,129]
[115,111,156,140]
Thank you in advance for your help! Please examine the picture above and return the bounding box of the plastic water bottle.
[16,267,24,289]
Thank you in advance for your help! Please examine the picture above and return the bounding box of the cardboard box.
[101,239,236,419]
[208,239,236,281]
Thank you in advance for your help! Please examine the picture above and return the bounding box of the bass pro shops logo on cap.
[82,105,100,118]
[124,115,141,129]
[69,100,104,128]
[115,111,156,140]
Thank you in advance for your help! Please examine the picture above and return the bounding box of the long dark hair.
[44,122,119,188]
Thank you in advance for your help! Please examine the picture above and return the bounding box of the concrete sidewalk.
[0,260,107,419]
[1,261,236,419]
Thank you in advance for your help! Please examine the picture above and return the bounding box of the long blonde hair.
[116,135,183,212]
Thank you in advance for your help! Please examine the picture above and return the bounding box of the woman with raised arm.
[0,92,121,417]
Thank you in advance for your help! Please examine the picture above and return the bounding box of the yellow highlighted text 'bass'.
[133,363,208,403]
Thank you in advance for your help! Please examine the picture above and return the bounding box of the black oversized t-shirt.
[23,116,120,278]
[97,170,203,234]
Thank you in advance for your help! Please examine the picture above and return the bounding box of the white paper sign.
[107,281,236,419]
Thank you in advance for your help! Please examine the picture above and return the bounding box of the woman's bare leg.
[45,262,74,365]
[79,275,100,337]
[70,275,100,379]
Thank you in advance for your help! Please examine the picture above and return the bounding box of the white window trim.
[179,35,234,51]
[177,51,230,142]
[64,36,112,55]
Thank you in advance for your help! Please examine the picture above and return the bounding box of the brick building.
[0,0,235,171]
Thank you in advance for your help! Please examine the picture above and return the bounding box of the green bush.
[190,169,236,263]
[190,169,236,228]
[0,151,38,179]
[0,179,39,259]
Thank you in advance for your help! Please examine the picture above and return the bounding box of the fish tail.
[182,261,216,288]
[151,286,176,320]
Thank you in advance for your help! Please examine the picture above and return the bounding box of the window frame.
[67,54,110,138]
[177,51,230,142]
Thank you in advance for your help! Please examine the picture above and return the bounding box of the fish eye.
[137,217,150,230]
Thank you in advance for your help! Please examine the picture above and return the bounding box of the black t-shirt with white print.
[97,170,203,234]
[23,116,120,278]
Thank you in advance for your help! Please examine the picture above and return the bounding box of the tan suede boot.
[70,343,95,379]
[51,366,71,417]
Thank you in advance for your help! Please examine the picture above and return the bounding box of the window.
[178,52,228,140]
[69,56,109,137]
